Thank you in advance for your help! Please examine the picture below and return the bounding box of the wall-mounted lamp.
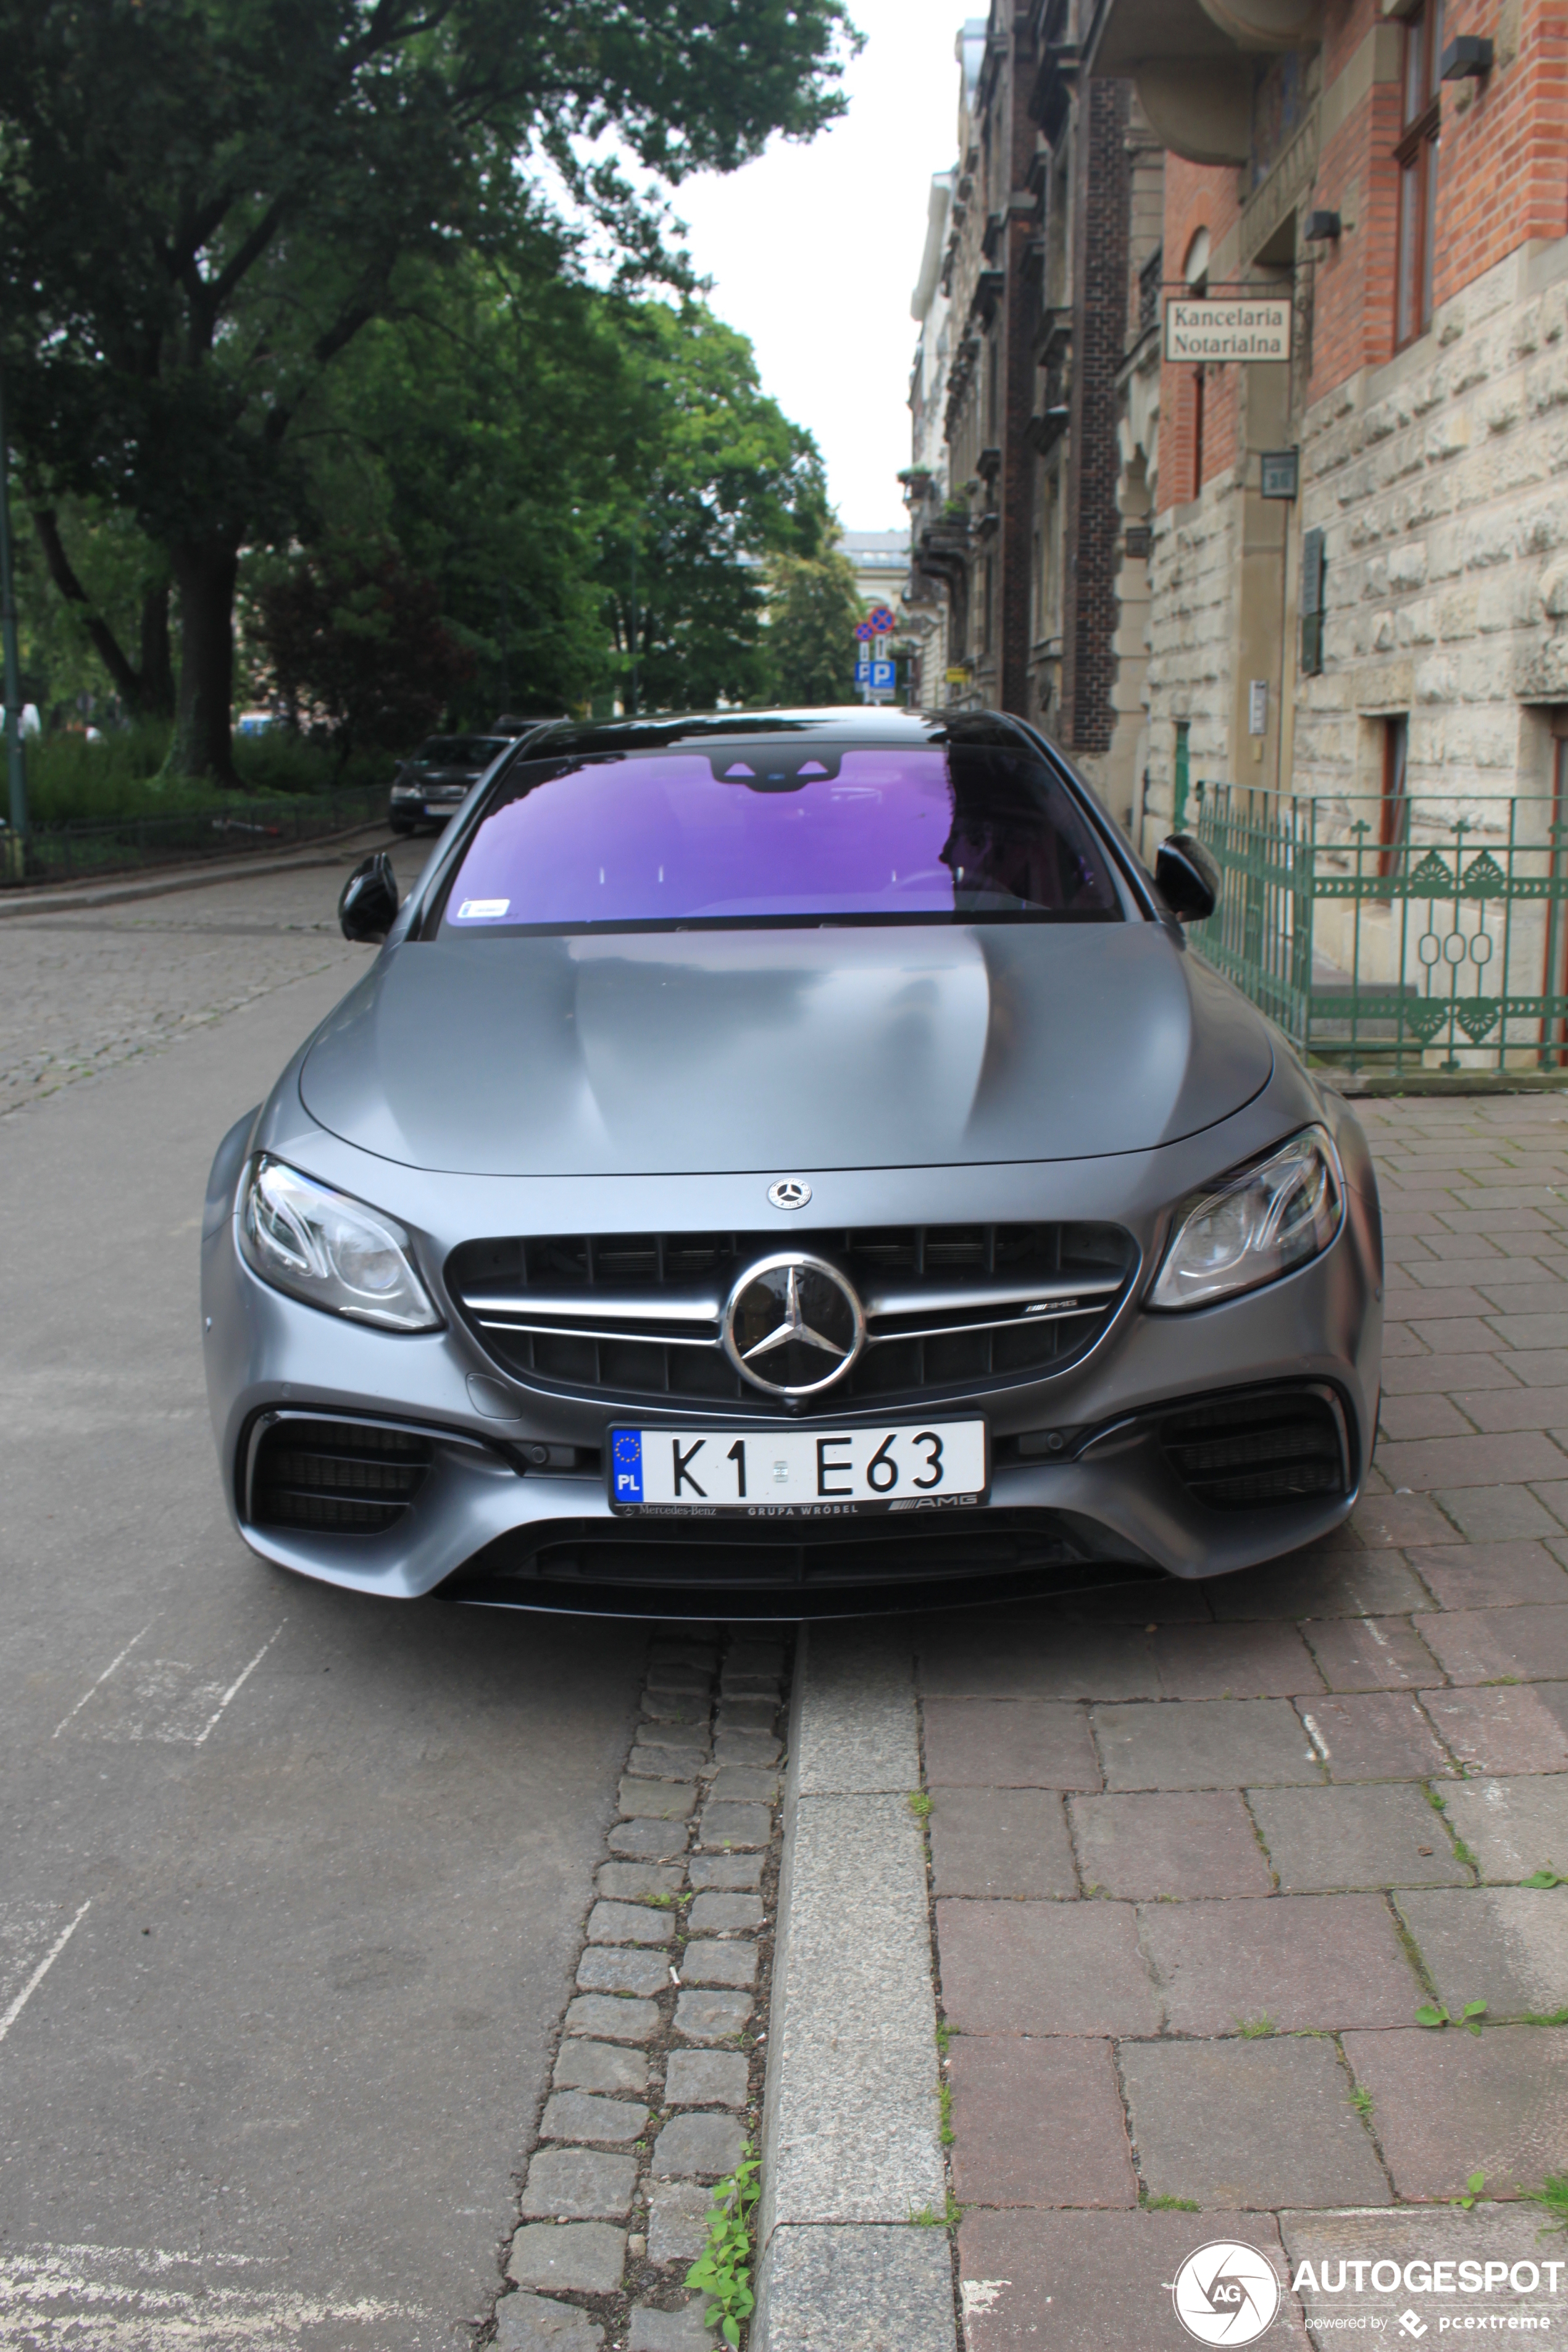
[1440,35,1493,77]
[1303,210,1342,242]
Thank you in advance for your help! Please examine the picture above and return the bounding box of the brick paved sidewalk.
[922,1096,1568,2349]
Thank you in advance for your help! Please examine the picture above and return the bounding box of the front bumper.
[201,1088,1382,1612]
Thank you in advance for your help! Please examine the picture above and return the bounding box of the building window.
[1396,0,1443,348]
[1380,714,1410,880]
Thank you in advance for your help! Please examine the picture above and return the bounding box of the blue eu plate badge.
[611,1428,644,1504]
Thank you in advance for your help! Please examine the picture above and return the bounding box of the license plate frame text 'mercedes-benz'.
[607,1420,989,1518]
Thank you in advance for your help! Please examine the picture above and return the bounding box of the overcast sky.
[673,0,965,537]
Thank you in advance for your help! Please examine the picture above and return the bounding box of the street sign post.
[854,604,900,705]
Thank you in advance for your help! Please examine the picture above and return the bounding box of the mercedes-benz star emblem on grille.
[722,1254,865,1398]
[767,1178,812,1211]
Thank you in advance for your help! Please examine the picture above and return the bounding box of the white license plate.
[607,1419,988,1519]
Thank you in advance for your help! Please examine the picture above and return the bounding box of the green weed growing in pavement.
[1236,2016,1276,2038]
[1350,2087,1375,2118]
[1527,2174,1568,2232]
[938,2077,954,2148]
[644,1893,675,1908]
[1453,1838,1479,1870]
[1415,2000,1488,2034]
[909,2193,963,2228]
[1523,2006,1568,2027]
[1522,1866,1566,1888]
[1453,2171,1487,2211]
[685,2144,759,2350]
[1425,1788,1448,1812]
[1145,2193,1200,2212]
[907,1791,933,1819]
[935,2018,953,2058]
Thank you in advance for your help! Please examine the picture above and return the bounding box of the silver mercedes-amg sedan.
[201,708,1382,1616]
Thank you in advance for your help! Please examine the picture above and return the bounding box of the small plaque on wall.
[1260,448,1299,499]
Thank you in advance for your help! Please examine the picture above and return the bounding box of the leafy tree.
[252,546,473,767]
[281,249,631,724]
[605,303,834,713]
[9,496,172,722]
[0,0,855,777]
[765,549,864,706]
[25,502,174,722]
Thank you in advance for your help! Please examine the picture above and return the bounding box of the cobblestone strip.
[491,1628,790,2352]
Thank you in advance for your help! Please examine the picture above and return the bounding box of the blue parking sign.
[853,660,872,685]
[871,660,895,690]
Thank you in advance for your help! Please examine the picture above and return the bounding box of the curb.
[0,820,394,919]
[1326,1069,1568,1097]
[752,1625,958,2352]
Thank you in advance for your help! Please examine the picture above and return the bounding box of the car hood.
[298,924,1272,1176]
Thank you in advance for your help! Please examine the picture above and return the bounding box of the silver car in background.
[201,708,1382,1616]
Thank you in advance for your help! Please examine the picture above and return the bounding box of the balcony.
[1085,0,1322,166]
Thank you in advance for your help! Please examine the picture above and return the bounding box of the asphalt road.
[0,838,646,2350]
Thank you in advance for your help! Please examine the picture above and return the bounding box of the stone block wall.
[1143,482,1241,835]
[1295,238,1568,815]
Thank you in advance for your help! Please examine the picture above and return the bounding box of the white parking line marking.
[57,1623,287,1745]
[193,1623,286,1745]
[51,1624,153,1739]
[0,2240,428,2346]
[0,1903,90,2050]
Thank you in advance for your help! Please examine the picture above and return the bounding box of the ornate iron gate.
[1186,782,1568,1074]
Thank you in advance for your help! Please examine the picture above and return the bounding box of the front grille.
[446,1224,1136,1414]
[1161,1387,1348,1510]
[249,1416,432,1533]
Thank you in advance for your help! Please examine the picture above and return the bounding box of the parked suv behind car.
[388,735,510,834]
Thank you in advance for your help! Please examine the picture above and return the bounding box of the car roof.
[523,707,1036,758]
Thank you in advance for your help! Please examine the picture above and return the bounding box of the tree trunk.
[138,582,175,719]
[170,535,240,782]
[31,506,145,712]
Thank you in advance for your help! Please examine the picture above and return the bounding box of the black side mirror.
[339,852,401,943]
[1155,832,1219,923]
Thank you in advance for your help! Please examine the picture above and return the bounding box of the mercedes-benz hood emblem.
[767,1178,811,1211]
[722,1253,865,1398]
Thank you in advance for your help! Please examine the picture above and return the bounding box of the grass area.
[19,724,386,828]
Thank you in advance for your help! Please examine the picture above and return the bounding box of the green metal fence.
[1184,782,1568,1075]
[0,780,388,891]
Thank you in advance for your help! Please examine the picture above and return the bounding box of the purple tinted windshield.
[439,744,1121,932]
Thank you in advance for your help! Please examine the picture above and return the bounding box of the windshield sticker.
[455,898,511,920]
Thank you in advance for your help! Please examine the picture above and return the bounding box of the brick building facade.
[904,2,1164,825]
[1086,0,1568,858]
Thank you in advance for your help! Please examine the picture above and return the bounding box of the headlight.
[1149,1125,1343,1311]
[238,1156,440,1331]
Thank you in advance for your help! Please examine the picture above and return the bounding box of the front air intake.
[1160,1386,1349,1510]
[248,1415,432,1534]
